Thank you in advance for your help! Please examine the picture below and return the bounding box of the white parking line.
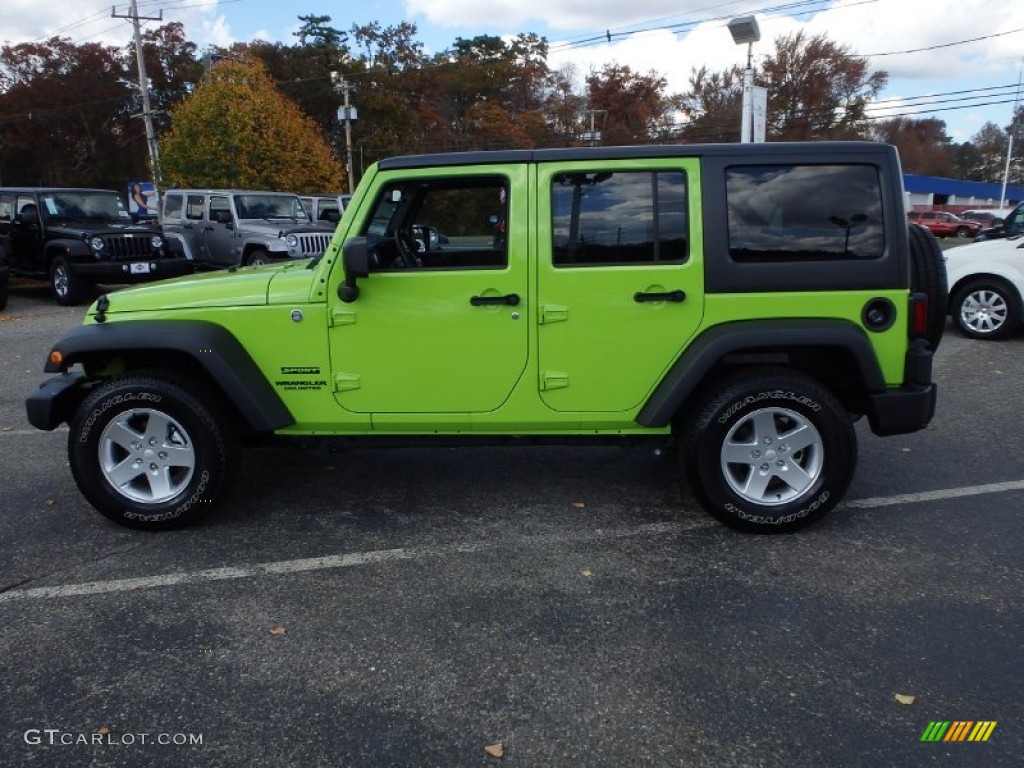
[0,520,704,603]
[1,480,1021,604]
[844,479,1024,508]
[0,427,68,436]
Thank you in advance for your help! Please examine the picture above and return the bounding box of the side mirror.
[339,237,370,303]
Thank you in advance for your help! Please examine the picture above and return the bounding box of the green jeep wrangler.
[26,143,945,533]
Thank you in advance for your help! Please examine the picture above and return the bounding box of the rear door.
[204,195,237,266]
[536,159,705,412]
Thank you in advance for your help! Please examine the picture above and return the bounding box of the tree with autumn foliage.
[760,31,887,140]
[0,37,136,187]
[159,58,344,192]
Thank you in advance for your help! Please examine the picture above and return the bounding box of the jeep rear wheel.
[681,370,856,533]
[68,375,237,530]
[908,224,948,351]
[50,256,88,306]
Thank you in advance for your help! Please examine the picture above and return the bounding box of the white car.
[945,237,1024,339]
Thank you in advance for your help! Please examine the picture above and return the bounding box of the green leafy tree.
[159,58,344,191]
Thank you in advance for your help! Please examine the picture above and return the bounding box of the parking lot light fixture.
[728,16,761,143]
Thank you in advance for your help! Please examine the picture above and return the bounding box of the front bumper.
[71,258,193,282]
[25,373,91,431]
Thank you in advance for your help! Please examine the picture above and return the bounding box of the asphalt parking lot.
[1,279,1021,767]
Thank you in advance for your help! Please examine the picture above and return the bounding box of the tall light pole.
[728,16,761,144]
[999,58,1023,209]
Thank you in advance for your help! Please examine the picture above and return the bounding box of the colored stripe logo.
[920,721,997,742]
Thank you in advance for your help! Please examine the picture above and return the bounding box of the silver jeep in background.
[161,189,333,267]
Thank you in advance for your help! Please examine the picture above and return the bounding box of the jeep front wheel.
[681,370,856,533]
[50,256,88,306]
[68,375,237,530]
[246,249,269,266]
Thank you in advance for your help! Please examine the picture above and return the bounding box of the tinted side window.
[186,195,205,220]
[209,196,230,220]
[361,176,508,270]
[551,171,687,267]
[0,195,13,225]
[163,193,183,220]
[727,165,884,262]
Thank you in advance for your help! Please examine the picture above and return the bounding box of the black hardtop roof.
[0,187,122,194]
[378,141,895,171]
[164,189,301,196]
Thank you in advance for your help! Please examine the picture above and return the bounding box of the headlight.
[285,234,299,248]
[89,236,105,252]
[150,235,163,249]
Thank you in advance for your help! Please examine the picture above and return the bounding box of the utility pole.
[331,72,357,194]
[113,1,163,183]
[1000,58,1023,209]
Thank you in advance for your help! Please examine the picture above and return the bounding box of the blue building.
[904,173,1024,210]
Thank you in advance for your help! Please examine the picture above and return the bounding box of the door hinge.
[539,304,569,324]
[540,371,569,391]
[330,308,356,326]
[333,373,361,392]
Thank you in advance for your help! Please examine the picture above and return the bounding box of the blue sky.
[6,0,1024,144]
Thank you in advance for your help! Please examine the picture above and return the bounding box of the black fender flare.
[637,319,887,427]
[45,240,91,259]
[42,320,294,431]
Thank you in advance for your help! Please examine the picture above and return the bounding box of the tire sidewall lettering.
[78,392,163,443]
[717,390,822,425]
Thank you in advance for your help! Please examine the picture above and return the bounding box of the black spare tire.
[908,223,948,351]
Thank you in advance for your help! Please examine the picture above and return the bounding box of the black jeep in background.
[0,188,190,305]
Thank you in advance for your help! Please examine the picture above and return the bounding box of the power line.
[860,27,1024,57]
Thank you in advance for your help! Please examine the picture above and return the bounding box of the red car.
[907,210,983,239]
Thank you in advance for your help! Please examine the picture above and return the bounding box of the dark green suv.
[26,142,946,532]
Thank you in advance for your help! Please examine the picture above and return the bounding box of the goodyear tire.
[681,370,856,533]
[68,375,237,530]
[908,223,948,351]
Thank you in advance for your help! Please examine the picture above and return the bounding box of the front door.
[328,167,529,417]
[536,160,705,412]
[10,194,43,272]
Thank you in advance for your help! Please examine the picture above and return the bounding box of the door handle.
[470,293,520,306]
[634,290,686,303]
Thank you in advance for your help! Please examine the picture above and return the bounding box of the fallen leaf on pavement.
[580,569,593,578]
[894,693,916,705]
[484,743,504,758]
[269,625,287,636]
[97,726,111,735]
[571,501,585,508]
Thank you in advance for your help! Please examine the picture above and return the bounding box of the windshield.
[40,191,130,222]
[235,194,304,220]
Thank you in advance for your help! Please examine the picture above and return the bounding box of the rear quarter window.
[726,164,885,262]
